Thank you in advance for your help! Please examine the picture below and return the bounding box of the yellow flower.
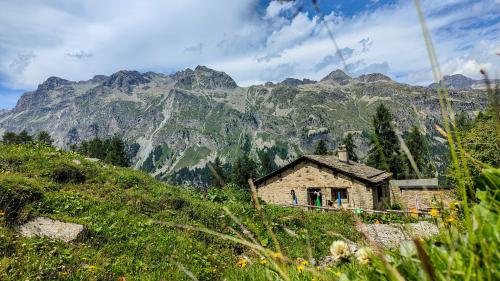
[87,265,96,273]
[312,278,317,281]
[0,211,5,217]
[236,258,248,268]
[316,266,321,271]
[410,208,419,218]
[374,219,380,224]
[260,259,268,265]
[429,209,439,217]
[335,271,342,277]
[211,268,217,273]
[296,265,305,272]
[446,216,456,223]
[272,252,283,260]
[449,201,459,211]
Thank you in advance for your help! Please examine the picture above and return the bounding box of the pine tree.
[342,133,358,162]
[314,140,328,155]
[455,111,472,132]
[210,156,226,187]
[2,132,18,145]
[104,136,129,167]
[366,104,405,179]
[17,130,33,144]
[405,126,431,178]
[232,154,257,189]
[259,151,274,176]
[36,131,53,146]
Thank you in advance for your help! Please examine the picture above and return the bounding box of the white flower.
[330,240,351,261]
[356,247,372,265]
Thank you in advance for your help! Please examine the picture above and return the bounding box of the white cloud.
[0,0,498,96]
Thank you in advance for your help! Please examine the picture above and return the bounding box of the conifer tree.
[405,126,432,178]
[2,132,18,145]
[232,154,257,189]
[366,104,405,179]
[104,136,129,167]
[314,140,328,155]
[259,151,274,176]
[17,130,33,144]
[36,131,53,146]
[342,133,358,162]
[210,156,226,187]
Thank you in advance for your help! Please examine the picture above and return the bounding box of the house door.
[307,188,322,207]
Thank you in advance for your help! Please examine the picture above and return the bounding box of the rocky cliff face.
[428,74,499,90]
[0,67,488,186]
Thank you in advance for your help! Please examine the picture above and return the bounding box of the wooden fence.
[277,203,431,216]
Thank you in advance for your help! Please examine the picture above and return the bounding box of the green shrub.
[0,175,43,224]
[51,163,86,184]
[114,172,144,189]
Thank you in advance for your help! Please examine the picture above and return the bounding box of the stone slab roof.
[255,155,392,186]
[389,178,451,189]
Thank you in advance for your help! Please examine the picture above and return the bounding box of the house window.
[331,188,348,200]
[307,188,322,207]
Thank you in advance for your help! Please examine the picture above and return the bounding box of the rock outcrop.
[19,217,85,242]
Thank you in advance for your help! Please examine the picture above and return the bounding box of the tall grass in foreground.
[177,1,500,280]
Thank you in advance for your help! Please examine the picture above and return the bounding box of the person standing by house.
[291,190,298,206]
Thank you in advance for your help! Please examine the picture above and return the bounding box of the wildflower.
[0,211,5,217]
[236,258,248,268]
[272,252,283,260]
[446,216,456,223]
[374,219,380,224]
[429,209,439,217]
[410,208,419,218]
[312,278,317,281]
[356,248,372,265]
[449,201,459,211]
[260,258,268,265]
[87,265,96,273]
[296,265,305,272]
[335,271,342,277]
[330,240,351,261]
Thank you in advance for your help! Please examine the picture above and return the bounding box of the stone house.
[255,147,392,210]
[389,178,453,210]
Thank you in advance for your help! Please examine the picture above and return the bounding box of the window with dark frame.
[331,188,348,200]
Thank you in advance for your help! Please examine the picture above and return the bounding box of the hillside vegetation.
[0,144,360,280]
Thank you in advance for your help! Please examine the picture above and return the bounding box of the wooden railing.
[277,203,430,216]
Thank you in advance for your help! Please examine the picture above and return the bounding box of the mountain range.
[0,66,489,186]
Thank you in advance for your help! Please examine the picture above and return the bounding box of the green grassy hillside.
[0,144,360,280]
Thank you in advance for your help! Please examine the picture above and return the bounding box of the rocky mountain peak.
[104,70,150,90]
[357,73,392,83]
[38,76,71,91]
[280,78,316,86]
[174,66,237,89]
[320,69,352,85]
[428,74,474,90]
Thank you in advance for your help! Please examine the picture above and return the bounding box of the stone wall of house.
[257,160,386,209]
[390,187,452,209]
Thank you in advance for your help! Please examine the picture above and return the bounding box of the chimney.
[338,145,348,163]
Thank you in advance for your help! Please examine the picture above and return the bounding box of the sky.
[0,0,498,109]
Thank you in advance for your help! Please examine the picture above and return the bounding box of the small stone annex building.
[389,178,453,210]
[255,147,393,210]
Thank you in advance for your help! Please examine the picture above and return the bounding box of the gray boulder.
[19,217,85,242]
